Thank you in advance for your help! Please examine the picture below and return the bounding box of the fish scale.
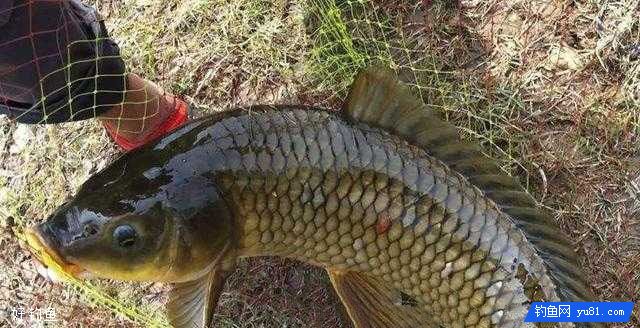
[29,68,595,328]
[209,108,558,327]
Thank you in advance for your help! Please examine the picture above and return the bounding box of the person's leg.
[0,0,186,150]
[99,73,188,150]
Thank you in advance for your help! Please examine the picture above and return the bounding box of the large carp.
[26,68,597,328]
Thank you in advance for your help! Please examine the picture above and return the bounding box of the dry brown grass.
[1,0,638,327]
[465,1,640,326]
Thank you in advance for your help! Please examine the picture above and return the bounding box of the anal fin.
[327,269,437,328]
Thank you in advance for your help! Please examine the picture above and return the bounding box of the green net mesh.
[1,0,639,327]
[305,0,532,179]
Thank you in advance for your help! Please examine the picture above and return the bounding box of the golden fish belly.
[204,108,563,327]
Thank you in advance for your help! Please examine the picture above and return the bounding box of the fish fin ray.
[343,67,594,301]
[166,267,227,328]
[327,269,436,328]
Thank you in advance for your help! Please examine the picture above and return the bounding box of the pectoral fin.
[327,270,436,328]
[166,267,227,328]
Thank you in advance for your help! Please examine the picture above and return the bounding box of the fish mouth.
[24,227,87,281]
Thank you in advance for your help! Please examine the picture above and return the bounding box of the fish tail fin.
[343,66,594,302]
[327,269,436,328]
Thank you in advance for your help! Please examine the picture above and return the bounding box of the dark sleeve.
[0,0,127,124]
[0,1,13,26]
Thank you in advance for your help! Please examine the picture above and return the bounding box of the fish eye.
[113,225,138,248]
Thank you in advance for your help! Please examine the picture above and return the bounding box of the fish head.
[28,199,168,281]
[27,148,236,283]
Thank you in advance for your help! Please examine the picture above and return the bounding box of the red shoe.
[104,98,189,151]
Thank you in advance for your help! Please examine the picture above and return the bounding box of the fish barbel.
[26,68,598,328]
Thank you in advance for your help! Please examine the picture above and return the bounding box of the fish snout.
[24,225,86,281]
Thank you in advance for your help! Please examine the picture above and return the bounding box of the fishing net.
[2,0,639,327]
[0,0,124,123]
[1,1,534,327]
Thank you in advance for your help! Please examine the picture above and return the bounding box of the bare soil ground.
[1,0,639,327]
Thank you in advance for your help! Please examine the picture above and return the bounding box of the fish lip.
[25,226,86,279]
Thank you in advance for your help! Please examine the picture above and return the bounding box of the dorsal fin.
[343,67,594,303]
